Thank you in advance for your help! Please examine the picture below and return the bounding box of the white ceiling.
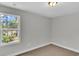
[0,2,79,18]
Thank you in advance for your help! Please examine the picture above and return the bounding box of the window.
[0,13,20,46]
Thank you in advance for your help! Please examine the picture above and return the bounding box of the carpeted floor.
[18,44,79,56]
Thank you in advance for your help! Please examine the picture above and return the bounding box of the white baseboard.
[8,42,79,56]
[8,42,51,56]
[50,42,79,53]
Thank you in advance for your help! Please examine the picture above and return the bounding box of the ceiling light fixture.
[48,2,58,7]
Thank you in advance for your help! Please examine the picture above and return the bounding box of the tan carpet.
[18,44,79,56]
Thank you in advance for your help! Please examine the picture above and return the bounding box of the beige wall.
[0,5,51,56]
[52,13,79,52]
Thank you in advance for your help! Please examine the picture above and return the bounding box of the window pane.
[1,15,18,28]
[2,30,19,43]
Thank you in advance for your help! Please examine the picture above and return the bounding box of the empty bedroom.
[0,1,79,56]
